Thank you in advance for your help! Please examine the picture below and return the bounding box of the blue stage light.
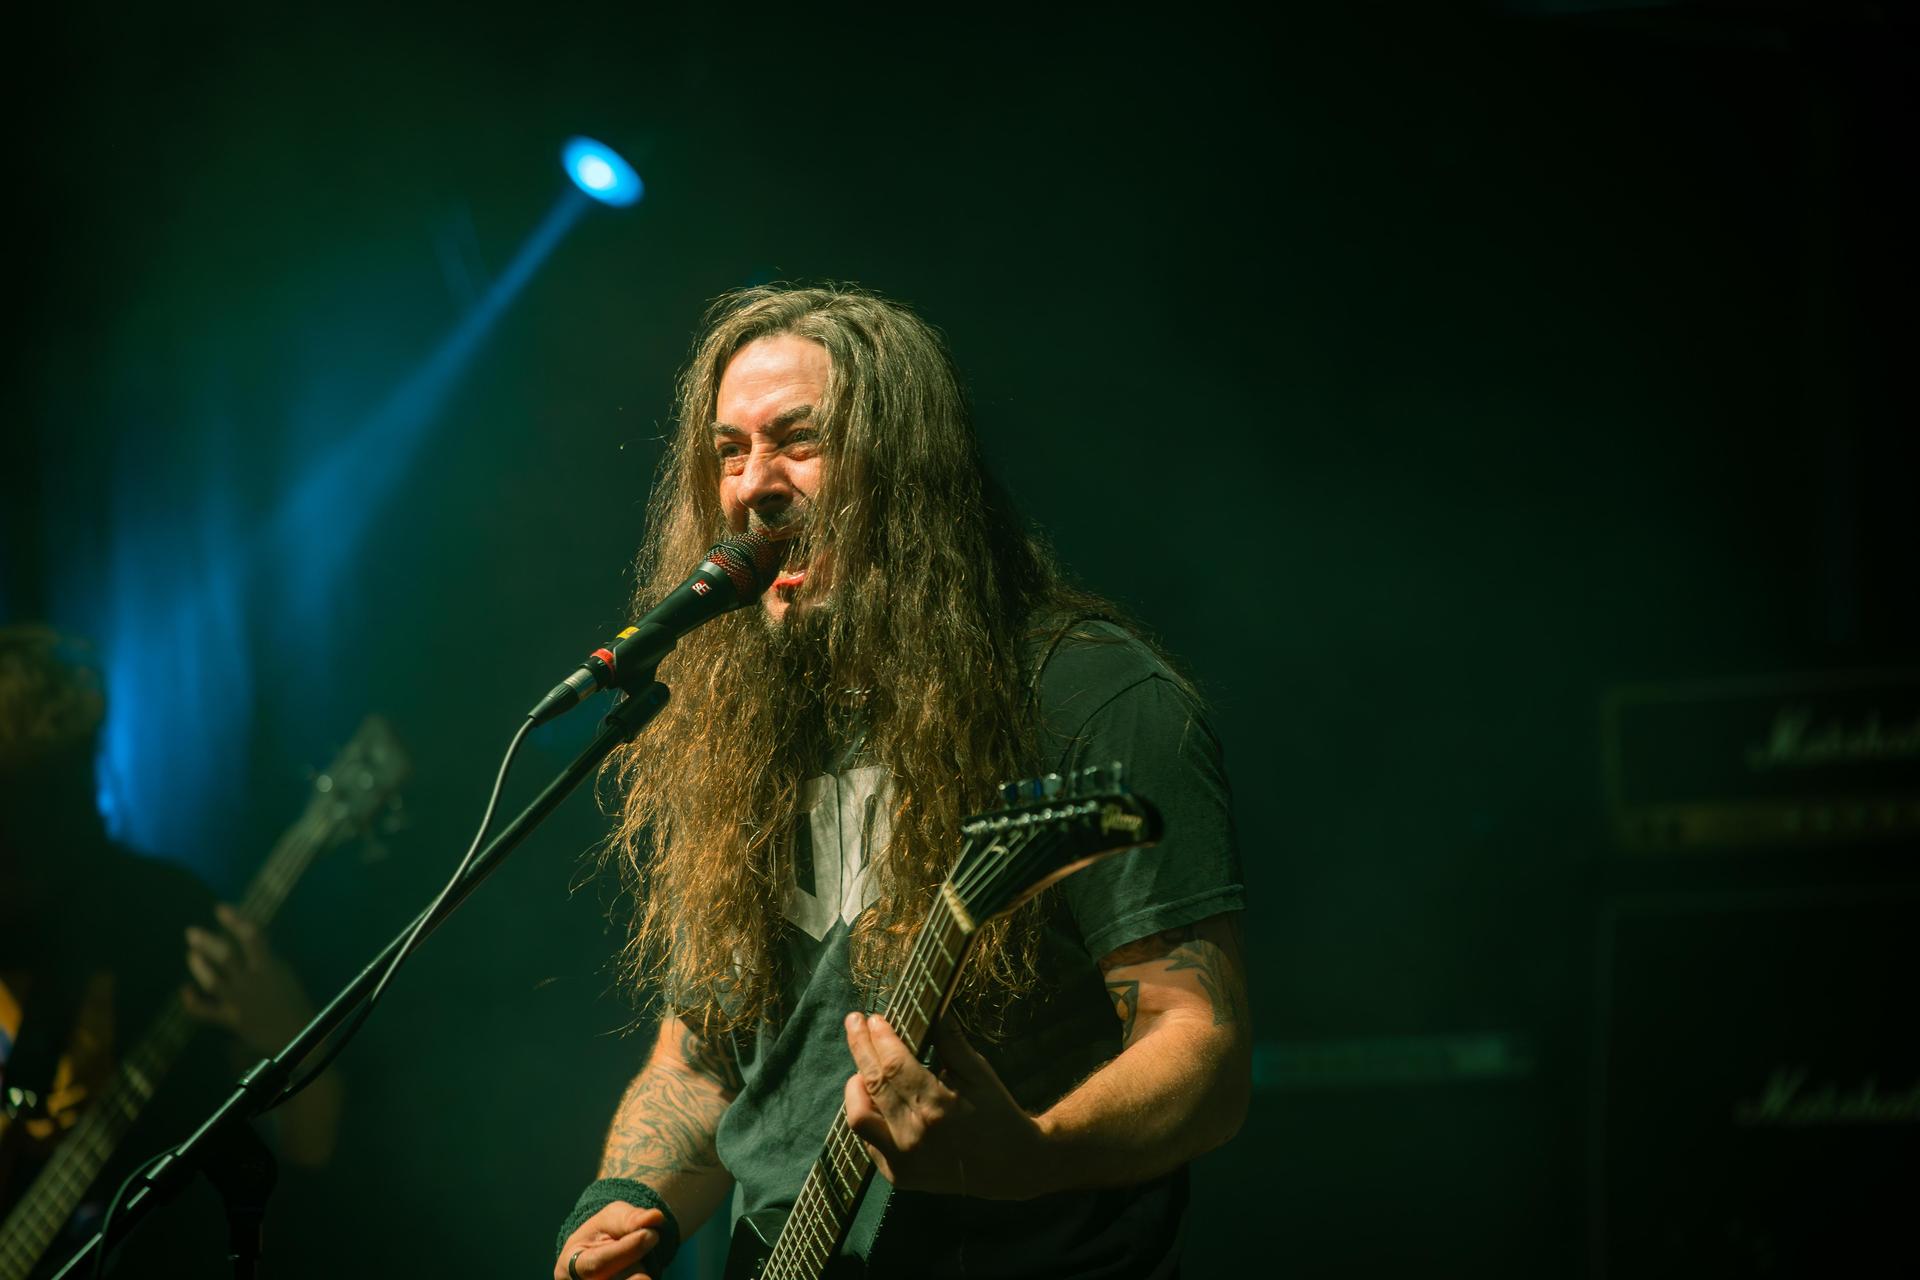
[562,136,642,207]
[55,136,614,879]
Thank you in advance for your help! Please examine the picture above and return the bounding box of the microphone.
[528,530,783,725]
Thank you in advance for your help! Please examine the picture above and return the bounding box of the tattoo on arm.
[1105,978,1141,1043]
[1099,922,1247,1031]
[598,1062,730,1181]
[680,1026,745,1095]
[1167,940,1246,1028]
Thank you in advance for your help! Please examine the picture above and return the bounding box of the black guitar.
[721,764,1161,1280]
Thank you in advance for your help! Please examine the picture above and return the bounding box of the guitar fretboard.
[759,891,976,1280]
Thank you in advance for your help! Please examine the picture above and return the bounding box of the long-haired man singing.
[554,286,1248,1280]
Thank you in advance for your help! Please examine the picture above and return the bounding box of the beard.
[761,588,831,656]
[749,568,879,767]
[701,592,838,780]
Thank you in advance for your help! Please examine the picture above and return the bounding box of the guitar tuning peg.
[1042,773,1063,800]
[998,779,1019,806]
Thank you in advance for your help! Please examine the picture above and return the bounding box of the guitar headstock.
[948,761,1161,923]
[304,715,411,843]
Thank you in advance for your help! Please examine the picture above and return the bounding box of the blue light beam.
[71,137,640,875]
[270,186,591,615]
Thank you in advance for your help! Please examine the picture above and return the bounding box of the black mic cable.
[267,529,782,1109]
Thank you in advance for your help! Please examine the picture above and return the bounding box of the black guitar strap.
[844,1169,891,1262]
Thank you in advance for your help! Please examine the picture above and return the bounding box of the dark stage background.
[4,3,1916,1277]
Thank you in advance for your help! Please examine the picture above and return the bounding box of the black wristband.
[556,1177,681,1274]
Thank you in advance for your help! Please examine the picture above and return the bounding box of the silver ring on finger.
[568,1247,586,1280]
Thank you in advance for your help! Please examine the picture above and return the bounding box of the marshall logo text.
[1746,706,1920,773]
[1734,1067,1920,1127]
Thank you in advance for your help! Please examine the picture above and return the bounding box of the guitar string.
[769,827,1054,1280]
[772,806,1103,1280]
[809,817,1056,1191]
[766,813,1071,1277]
[764,833,993,1280]
[0,790,351,1271]
[779,805,1082,1205]
[806,802,1098,1258]
[812,821,1055,1190]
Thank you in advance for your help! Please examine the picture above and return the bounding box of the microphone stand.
[52,681,671,1279]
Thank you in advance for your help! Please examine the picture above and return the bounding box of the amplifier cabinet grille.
[1590,882,1919,1277]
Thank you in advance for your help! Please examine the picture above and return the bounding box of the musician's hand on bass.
[180,902,315,1054]
[842,1012,1047,1199]
[554,1203,668,1280]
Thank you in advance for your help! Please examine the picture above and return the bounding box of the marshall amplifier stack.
[1591,669,1920,1277]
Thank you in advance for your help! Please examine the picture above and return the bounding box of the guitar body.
[723,1207,867,1280]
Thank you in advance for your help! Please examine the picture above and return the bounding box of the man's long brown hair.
[602,285,1106,1037]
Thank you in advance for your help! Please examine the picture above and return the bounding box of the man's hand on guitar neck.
[843,911,1251,1201]
[842,1012,1049,1199]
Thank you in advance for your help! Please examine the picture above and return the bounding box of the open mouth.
[749,516,813,597]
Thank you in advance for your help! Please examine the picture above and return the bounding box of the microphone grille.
[705,530,782,598]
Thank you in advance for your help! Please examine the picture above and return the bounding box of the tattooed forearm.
[1106,978,1141,1043]
[1167,939,1246,1028]
[598,1062,730,1181]
[680,1026,745,1095]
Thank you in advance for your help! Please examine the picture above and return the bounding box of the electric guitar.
[721,763,1161,1280]
[0,716,409,1280]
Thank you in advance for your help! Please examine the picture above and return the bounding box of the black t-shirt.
[714,622,1244,1278]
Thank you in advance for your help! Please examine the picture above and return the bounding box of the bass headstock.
[304,715,411,844]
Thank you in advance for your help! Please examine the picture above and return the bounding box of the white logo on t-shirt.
[782,765,891,941]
